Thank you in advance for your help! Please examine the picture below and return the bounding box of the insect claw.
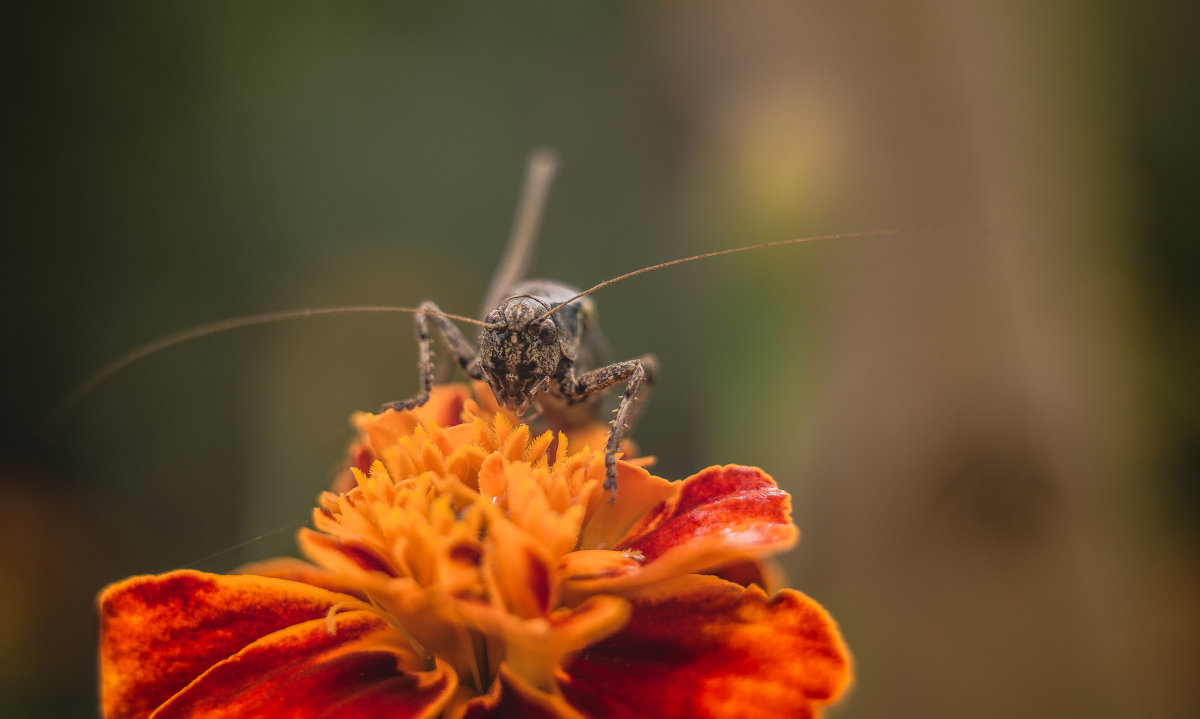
[599,448,619,503]
[380,395,428,413]
[603,466,618,504]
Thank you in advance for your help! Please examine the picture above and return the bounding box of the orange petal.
[373,384,472,432]
[352,385,470,464]
[701,556,786,593]
[153,612,455,719]
[557,549,642,584]
[298,527,402,579]
[452,664,587,719]
[98,570,391,719]
[485,516,558,619]
[453,594,630,692]
[236,556,370,599]
[332,441,376,493]
[579,462,676,551]
[557,574,851,719]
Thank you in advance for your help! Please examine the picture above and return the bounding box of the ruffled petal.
[298,526,402,580]
[558,574,851,719]
[484,515,559,620]
[622,465,796,556]
[578,463,676,551]
[454,593,630,692]
[333,385,475,492]
[700,556,785,592]
[565,466,797,596]
[452,664,586,719]
[236,556,369,599]
[154,611,455,719]
[373,384,472,436]
[99,570,433,719]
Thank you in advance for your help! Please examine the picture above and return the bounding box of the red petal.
[566,467,798,596]
[98,570,452,719]
[99,571,354,719]
[454,664,586,719]
[558,575,851,719]
[622,465,794,560]
[154,612,454,719]
[699,557,780,591]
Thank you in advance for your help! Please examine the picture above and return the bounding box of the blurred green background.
[3,1,1197,717]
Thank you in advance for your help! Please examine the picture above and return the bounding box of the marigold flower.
[98,383,851,718]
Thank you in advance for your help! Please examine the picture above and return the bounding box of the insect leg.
[381,300,483,412]
[563,354,659,501]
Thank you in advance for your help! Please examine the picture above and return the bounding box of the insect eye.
[485,310,502,326]
[537,319,557,342]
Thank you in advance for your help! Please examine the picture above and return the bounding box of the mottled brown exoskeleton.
[380,280,657,502]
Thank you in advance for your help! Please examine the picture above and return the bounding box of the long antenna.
[479,147,559,316]
[43,305,486,438]
[536,227,952,321]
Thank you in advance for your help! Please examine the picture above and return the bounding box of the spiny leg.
[564,354,658,501]
[381,300,482,412]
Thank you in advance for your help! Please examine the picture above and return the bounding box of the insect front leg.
[381,300,483,412]
[563,354,659,502]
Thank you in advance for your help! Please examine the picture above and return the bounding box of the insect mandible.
[46,148,937,501]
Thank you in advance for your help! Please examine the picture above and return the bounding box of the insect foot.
[570,353,656,502]
[381,300,486,415]
[380,395,429,413]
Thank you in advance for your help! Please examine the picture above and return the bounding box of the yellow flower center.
[304,410,628,694]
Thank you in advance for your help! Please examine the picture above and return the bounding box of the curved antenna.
[181,522,304,570]
[43,305,487,438]
[536,227,953,321]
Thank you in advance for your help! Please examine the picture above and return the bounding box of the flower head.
[98,383,850,718]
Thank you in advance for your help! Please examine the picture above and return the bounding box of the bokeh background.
[3,2,1197,717]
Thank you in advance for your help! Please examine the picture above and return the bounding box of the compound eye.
[536,318,557,342]
[484,310,502,326]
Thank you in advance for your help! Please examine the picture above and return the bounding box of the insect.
[379,150,656,500]
[47,148,935,500]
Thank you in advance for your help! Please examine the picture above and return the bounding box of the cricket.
[48,148,935,500]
